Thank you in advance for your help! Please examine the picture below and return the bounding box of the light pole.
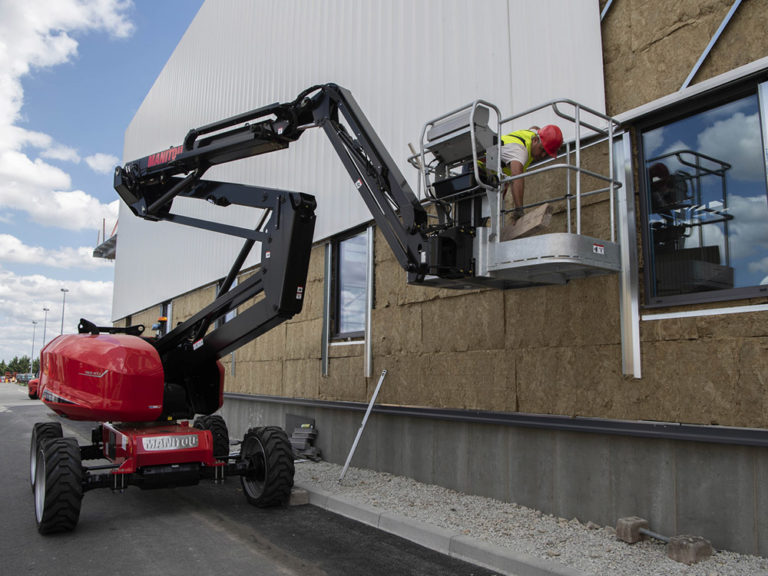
[42,307,49,349]
[60,288,69,335]
[30,321,37,372]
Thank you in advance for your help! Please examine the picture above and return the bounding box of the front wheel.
[193,414,230,460]
[239,426,294,507]
[30,422,62,490]
[35,437,83,534]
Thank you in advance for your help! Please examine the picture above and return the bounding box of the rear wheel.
[240,426,294,507]
[193,414,230,460]
[35,437,83,534]
[30,422,62,490]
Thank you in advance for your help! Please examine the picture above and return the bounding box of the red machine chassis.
[102,421,219,473]
[80,421,253,493]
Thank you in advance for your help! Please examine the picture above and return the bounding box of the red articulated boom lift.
[30,84,480,534]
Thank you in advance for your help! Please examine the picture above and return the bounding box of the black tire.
[34,438,83,534]
[28,390,37,400]
[239,426,294,507]
[30,422,63,490]
[193,414,230,460]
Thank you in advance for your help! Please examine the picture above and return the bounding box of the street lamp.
[42,307,49,349]
[60,288,69,335]
[30,321,37,372]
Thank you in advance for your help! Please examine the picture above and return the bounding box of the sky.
[642,93,768,289]
[0,0,204,366]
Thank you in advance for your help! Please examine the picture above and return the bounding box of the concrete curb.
[295,481,588,576]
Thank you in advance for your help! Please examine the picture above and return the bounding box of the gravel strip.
[295,460,768,576]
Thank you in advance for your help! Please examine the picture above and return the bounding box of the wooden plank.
[501,203,553,241]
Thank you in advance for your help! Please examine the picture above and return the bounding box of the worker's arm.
[506,160,525,215]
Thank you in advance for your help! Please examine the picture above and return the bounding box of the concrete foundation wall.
[220,396,768,557]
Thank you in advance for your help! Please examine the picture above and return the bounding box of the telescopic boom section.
[114,83,430,275]
[112,84,442,417]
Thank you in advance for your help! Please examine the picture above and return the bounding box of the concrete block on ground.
[666,535,713,564]
[616,516,649,544]
[289,488,309,506]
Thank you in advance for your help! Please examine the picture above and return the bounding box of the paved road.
[0,382,496,576]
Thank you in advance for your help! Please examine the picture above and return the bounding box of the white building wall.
[113,0,606,320]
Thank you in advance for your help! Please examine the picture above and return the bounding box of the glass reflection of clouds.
[642,93,768,297]
[338,232,368,335]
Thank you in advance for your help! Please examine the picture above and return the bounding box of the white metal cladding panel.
[113,0,604,320]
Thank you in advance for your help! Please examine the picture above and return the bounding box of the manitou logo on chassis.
[142,434,199,451]
[147,145,183,167]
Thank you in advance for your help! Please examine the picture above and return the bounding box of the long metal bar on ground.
[339,369,387,483]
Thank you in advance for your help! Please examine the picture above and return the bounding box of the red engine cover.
[40,334,165,422]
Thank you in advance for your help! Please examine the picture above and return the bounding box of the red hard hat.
[539,125,563,157]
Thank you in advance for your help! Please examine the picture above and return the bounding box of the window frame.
[636,77,768,308]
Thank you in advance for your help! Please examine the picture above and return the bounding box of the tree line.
[1,356,40,375]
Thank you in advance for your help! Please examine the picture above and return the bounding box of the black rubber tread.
[28,389,37,400]
[193,414,230,460]
[35,437,83,534]
[30,422,63,490]
[240,426,295,507]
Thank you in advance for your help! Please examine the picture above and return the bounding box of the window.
[332,230,369,338]
[640,85,768,306]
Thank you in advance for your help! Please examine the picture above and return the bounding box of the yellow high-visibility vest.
[477,129,535,176]
[501,129,536,172]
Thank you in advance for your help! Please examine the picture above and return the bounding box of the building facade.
[112,0,768,555]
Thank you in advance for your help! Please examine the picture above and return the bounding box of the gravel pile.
[295,460,768,576]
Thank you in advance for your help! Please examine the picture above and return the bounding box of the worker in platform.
[501,124,563,222]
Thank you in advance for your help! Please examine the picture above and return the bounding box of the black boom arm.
[113,84,458,416]
[115,84,431,273]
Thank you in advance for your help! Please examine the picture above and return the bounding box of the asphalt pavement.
[0,381,499,576]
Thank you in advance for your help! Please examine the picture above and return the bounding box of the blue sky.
[642,93,768,289]
[0,0,204,364]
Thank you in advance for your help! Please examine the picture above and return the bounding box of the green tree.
[8,356,31,373]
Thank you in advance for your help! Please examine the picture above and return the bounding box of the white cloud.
[0,266,113,362]
[749,257,768,276]
[0,234,114,269]
[701,98,754,122]
[0,160,119,229]
[85,152,119,174]
[0,149,71,189]
[727,194,768,260]
[643,127,665,158]
[0,1,133,125]
[0,0,133,231]
[0,0,132,364]
[698,111,763,182]
[41,144,81,163]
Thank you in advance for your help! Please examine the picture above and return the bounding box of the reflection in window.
[641,93,768,303]
[334,231,368,337]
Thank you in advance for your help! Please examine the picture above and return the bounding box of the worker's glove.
[512,207,525,219]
